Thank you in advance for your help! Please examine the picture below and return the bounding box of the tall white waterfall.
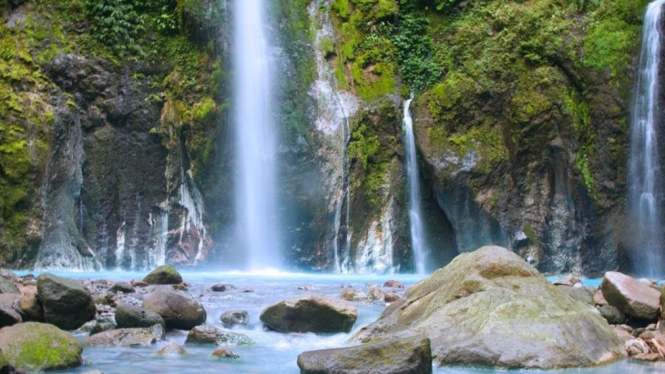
[403,98,428,273]
[628,0,665,278]
[233,0,281,270]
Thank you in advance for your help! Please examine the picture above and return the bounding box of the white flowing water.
[16,270,663,374]
[628,0,665,278]
[233,0,281,270]
[403,98,428,273]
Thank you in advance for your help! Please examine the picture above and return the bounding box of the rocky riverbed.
[1,247,665,373]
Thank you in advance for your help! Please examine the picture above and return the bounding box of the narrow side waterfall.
[628,0,665,278]
[233,0,281,270]
[403,98,428,273]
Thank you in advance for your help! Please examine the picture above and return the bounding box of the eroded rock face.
[0,322,83,371]
[356,246,625,369]
[600,271,661,321]
[37,273,95,330]
[298,337,432,374]
[260,295,357,333]
[142,286,206,330]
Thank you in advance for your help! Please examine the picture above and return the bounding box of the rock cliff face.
[309,0,647,275]
[0,0,652,274]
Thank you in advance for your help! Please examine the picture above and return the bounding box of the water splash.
[233,0,281,270]
[628,0,665,278]
[403,97,428,274]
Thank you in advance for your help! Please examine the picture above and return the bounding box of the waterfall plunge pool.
[11,271,663,374]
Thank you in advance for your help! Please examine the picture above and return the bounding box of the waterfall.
[628,0,665,278]
[233,0,281,270]
[404,98,428,273]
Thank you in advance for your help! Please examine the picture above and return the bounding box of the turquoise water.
[13,271,664,374]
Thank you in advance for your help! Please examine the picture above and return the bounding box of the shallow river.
[13,271,664,374]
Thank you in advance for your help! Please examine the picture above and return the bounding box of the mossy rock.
[357,246,625,369]
[143,265,183,285]
[0,322,83,371]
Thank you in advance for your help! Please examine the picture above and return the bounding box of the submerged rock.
[85,325,163,347]
[260,295,357,333]
[356,246,625,369]
[297,337,432,374]
[211,347,240,359]
[600,271,661,321]
[142,286,206,330]
[220,310,249,328]
[37,273,96,330]
[0,322,83,371]
[185,325,255,346]
[143,265,183,285]
[156,342,188,356]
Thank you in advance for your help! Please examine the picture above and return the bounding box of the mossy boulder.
[260,295,358,333]
[0,322,83,371]
[142,265,183,285]
[297,337,432,374]
[357,246,625,369]
[36,273,95,330]
[142,286,206,330]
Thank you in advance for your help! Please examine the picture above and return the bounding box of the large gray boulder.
[260,295,357,333]
[142,265,183,285]
[600,271,661,321]
[297,337,432,374]
[0,294,22,328]
[85,325,163,347]
[37,273,96,330]
[356,246,624,369]
[0,322,83,371]
[115,303,165,330]
[185,325,255,346]
[142,286,206,330]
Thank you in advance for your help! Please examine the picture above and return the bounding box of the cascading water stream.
[403,98,428,274]
[233,0,281,270]
[628,0,665,279]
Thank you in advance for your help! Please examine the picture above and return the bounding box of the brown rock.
[600,272,661,321]
[212,347,240,359]
[260,295,357,333]
[593,289,608,306]
[383,280,404,288]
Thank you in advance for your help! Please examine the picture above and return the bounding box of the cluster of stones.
[4,246,665,373]
[589,271,665,362]
[0,265,251,372]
